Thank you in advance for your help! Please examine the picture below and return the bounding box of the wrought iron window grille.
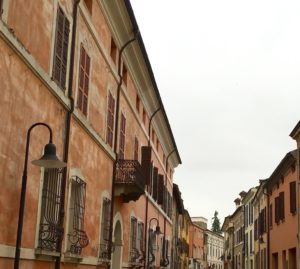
[99,242,115,260]
[67,176,89,255]
[38,168,63,252]
[99,197,112,259]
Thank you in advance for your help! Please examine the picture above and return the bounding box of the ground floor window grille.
[67,176,89,255]
[99,197,111,259]
[38,168,63,252]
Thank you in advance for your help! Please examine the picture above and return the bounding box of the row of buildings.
[0,0,224,269]
[222,122,300,269]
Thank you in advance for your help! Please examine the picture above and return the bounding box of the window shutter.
[106,92,115,147]
[141,146,152,185]
[134,137,139,161]
[269,204,273,228]
[119,113,126,159]
[53,7,70,89]
[254,219,257,240]
[157,174,164,205]
[275,196,279,224]
[152,167,158,201]
[290,181,296,214]
[77,45,90,116]
[279,192,285,221]
[131,217,137,248]
[138,222,144,252]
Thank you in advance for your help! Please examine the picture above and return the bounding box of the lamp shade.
[32,143,67,168]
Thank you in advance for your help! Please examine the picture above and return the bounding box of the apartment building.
[189,220,207,269]
[172,184,185,269]
[191,217,208,269]
[266,149,298,269]
[242,187,257,269]
[253,180,268,269]
[206,229,224,269]
[181,210,191,269]
[222,216,234,269]
[0,1,181,269]
[231,198,244,269]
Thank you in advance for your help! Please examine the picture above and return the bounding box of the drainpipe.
[143,106,161,269]
[107,31,139,269]
[55,1,80,269]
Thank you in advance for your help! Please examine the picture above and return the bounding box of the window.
[99,198,111,259]
[67,176,89,255]
[83,0,92,14]
[136,95,140,113]
[269,203,273,228]
[137,222,144,254]
[119,113,126,159]
[122,63,128,86]
[0,0,3,15]
[290,181,296,214]
[52,7,70,89]
[142,108,147,125]
[279,192,285,221]
[110,38,117,64]
[37,168,63,252]
[156,137,159,152]
[130,217,137,262]
[275,196,280,224]
[106,92,115,147]
[134,137,139,161]
[250,230,253,253]
[77,45,90,116]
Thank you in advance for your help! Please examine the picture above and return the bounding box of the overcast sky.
[130,0,300,227]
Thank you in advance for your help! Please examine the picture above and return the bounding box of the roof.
[252,179,268,202]
[266,150,297,191]
[290,121,300,138]
[124,1,182,165]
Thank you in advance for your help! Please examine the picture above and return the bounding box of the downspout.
[55,1,80,269]
[108,31,139,268]
[144,106,161,269]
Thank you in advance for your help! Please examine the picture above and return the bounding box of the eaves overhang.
[123,1,182,167]
[266,150,297,192]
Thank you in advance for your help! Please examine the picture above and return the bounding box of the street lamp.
[14,122,67,269]
[147,217,161,268]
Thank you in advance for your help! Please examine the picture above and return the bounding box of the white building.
[206,230,224,269]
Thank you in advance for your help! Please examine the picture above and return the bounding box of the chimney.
[239,191,247,199]
[234,198,241,208]
[290,121,300,149]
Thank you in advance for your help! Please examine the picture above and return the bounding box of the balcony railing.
[114,159,145,202]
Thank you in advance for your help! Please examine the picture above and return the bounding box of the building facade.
[253,180,268,269]
[267,150,298,269]
[242,188,257,269]
[0,1,181,269]
[206,230,224,269]
[231,200,244,269]
[222,216,234,269]
[189,221,206,269]
[172,184,185,269]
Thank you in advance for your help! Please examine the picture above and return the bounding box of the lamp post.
[14,122,67,269]
[147,217,161,269]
